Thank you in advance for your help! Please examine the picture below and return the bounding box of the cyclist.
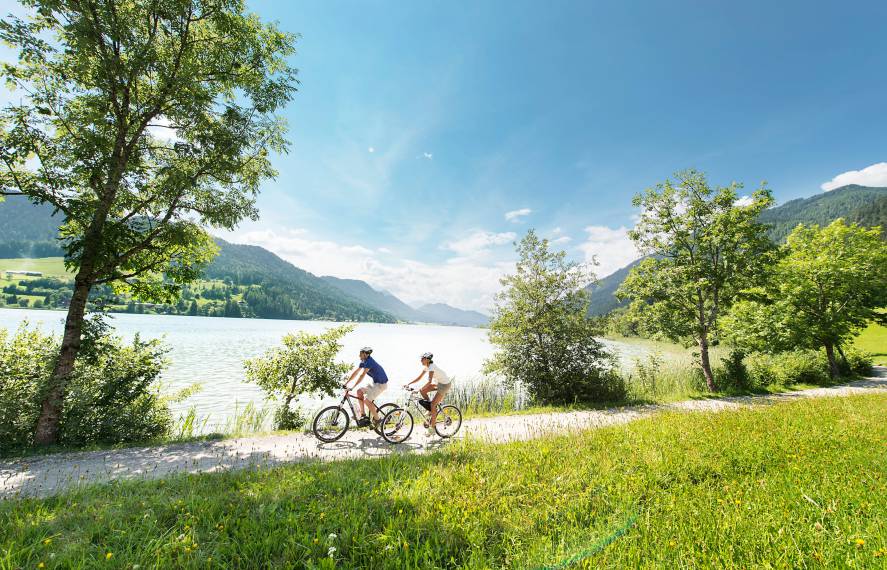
[405,352,452,435]
[345,347,388,428]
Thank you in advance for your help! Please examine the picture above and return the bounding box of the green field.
[1,394,884,568]
[0,257,69,279]
[853,322,887,366]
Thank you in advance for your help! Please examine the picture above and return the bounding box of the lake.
[0,308,657,430]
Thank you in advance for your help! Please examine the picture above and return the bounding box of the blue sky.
[3,1,887,311]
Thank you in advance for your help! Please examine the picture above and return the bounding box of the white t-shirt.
[426,363,451,385]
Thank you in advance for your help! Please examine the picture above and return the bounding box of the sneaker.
[426,425,435,437]
[356,416,371,428]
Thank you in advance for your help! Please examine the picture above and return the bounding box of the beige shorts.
[362,382,387,402]
[433,382,452,398]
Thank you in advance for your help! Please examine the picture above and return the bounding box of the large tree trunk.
[33,274,92,445]
[824,342,840,380]
[699,333,716,392]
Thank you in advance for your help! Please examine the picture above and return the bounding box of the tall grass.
[447,376,529,415]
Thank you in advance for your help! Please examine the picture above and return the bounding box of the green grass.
[853,322,887,366]
[0,257,69,279]
[2,394,884,569]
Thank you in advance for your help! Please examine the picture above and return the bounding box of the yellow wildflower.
[855,538,865,548]
[106,552,113,560]
[43,538,52,545]
[38,563,46,569]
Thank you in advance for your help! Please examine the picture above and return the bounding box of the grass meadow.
[1,394,884,569]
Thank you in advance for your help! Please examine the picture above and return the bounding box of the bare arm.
[345,367,368,390]
[406,369,428,386]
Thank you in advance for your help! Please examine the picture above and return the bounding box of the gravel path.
[3,369,885,499]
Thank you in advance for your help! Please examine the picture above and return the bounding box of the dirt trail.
[2,370,884,499]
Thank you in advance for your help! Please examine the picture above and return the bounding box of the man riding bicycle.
[405,352,452,436]
[344,347,388,427]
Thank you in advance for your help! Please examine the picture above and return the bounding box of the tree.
[617,170,775,390]
[0,0,298,444]
[486,231,623,404]
[723,220,887,378]
[244,325,353,429]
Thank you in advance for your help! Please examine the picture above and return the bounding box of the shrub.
[714,350,752,391]
[0,318,173,455]
[840,347,873,376]
[244,325,352,430]
[0,326,58,453]
[744,349,829,387]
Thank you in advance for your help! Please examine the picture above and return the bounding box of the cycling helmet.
[421,352,433,360]
[360,346,373,355]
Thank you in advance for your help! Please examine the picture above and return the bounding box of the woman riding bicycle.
[405,352,452,436]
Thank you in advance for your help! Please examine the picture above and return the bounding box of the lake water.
[0,308,656,430]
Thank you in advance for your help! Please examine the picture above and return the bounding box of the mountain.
[322,276,491,327]
[203,239,396,322]
[0,201,395,322]
[586,258,643,316]
[758,185,887,242]
[415,303,489,327]
[321,276,425,322]
[0,200,66,258]
[587,184,887,316]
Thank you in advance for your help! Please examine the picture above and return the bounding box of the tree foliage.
[486,231,623,404]
[723,219,887,378]
[244,325,353,429]
[0,0,298,443]
[617,170,775,390]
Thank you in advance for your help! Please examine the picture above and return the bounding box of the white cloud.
[550,236,572,245]
[821,162,887,191]
[146,116,181,143]
[504,208,532,223]
[422,152,433,159]
[231,228,509,312]
[442,230,516,258]
[734,195,754,207]
[551,227,563,235]
[578,225,641,279]
[368,146,375,153]
[377,247,392,254]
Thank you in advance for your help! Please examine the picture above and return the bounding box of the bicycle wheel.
[373,403,398,435]
[313,406,349,442]
[380,408,414,444]
[434,405,462,438]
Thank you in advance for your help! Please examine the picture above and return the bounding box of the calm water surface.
[0,308,655,429]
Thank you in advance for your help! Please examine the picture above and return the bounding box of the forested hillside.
[587,184,887,316]
[0,202,395,322]
[758,185,887,242]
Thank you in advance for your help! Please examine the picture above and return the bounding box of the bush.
[0,319,173,455]
[839,347,873,377]
[714,350,752,391]
[272,404,307,431]
[744,349,829,387]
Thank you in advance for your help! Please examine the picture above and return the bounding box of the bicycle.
[379,386,463,444]
[312,383,397,443]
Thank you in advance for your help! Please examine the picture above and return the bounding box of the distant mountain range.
[0,201,489,327]
[319,276,489,326]
[586,184,887,316]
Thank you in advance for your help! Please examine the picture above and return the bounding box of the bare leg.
[356,388,366,418]
[367,398,379,421]
[429,390,444,429]
[419,384,433,400]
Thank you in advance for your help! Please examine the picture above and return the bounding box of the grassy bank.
[853,322,887,366]
[2,394,884,568]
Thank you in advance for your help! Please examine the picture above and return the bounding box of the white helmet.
[360,346,373,355]
[421,352,433,360]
